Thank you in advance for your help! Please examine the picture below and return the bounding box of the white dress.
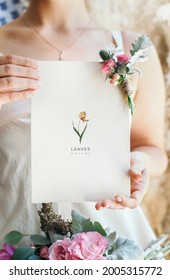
[0,31,155,249]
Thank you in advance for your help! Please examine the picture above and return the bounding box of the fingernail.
[133,168,141,175]
[115,196,122,203]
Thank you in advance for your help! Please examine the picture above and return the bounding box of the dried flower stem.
[38,203,72,237]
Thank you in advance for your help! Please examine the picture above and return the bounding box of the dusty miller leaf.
[130,35,151,56]
[107,237,144,260]
[106,231,117,250]
[71,210,106,236]
[48,231,65,243]
[71,210,90,234]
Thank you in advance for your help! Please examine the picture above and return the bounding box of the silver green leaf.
[71,210,106,236]
[107,237,144,260]
[71,210,90,234]
[130,35,151,56]
[106,231,117,250]
[48,231,65,243]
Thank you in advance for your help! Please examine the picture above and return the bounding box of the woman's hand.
[0,55,41,107]
[95,151,149,210]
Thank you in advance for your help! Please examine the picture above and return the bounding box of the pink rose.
[116,54,130,64]
[48,238,73,260]
[39,246,49,259]
[101,59,116,76]
[110,73,120,86]
[68,232,108,260]
[0,243,16,260]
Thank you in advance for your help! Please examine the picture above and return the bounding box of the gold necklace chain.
[22,18,92,61]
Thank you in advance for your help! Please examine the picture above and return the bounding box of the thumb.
[129,166,142,182]
[130,152,148,182]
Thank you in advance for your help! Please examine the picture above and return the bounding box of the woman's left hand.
[95,151,149,210]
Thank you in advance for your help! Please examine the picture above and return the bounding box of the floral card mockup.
[31,62,130,203]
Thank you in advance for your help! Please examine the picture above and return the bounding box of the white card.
[31,62,130,203]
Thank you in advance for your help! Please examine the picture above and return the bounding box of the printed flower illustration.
[72,111,89,144]
[79,112,89,122]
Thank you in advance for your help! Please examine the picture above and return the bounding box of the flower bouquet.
[0,203,170,260]
[99,34,152,114]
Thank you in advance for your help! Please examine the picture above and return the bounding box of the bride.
[0,0,167,248]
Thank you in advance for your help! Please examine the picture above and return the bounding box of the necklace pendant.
[59,50,65,61]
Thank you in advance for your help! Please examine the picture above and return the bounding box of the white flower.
[105,44,123,55]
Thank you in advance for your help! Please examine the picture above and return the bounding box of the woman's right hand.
[0,55,41,107]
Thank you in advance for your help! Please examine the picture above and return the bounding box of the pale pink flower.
[68,232,107,260]
[0,243,16,260]
[110,73,120,86]
[48,238,73,260]
[101,59,116,76]
[39,246,49,259]
[116,54,130,64]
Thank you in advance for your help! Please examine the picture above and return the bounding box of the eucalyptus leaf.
[29,255,42,260]
[12,247,35,260]
[130,35,151,56]
[4,231,24,245]
[30,234,51,245]
[107,237,144,260]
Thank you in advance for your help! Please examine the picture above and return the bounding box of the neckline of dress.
[0,30,124,59]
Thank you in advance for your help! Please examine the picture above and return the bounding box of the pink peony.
[68,232,108,260]
[0,243,16,260]
[48,238,73,260]
[101,59,116,76]
[39,246,49,259]
[116,54,130,64]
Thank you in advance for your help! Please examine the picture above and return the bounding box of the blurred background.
[0,0,170,237]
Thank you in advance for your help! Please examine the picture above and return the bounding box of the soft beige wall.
[88,0,170,236]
